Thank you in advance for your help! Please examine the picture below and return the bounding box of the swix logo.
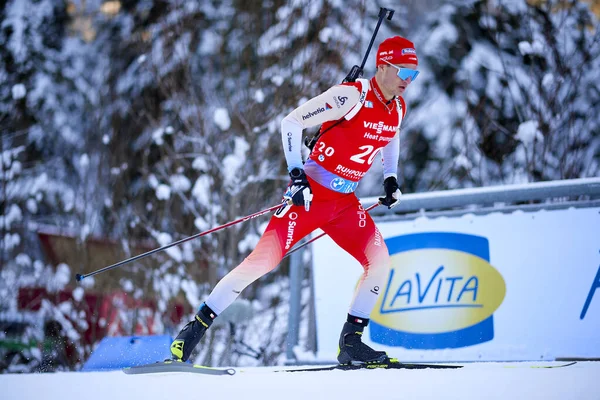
[402,48,416,55]
[302,107,326,121]
[285,212,298,250]
[364,121,395,134]
[334,96,348,109]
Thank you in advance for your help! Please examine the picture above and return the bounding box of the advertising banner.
[311,207,600,361]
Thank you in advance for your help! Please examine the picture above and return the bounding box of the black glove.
[378,176,402,209]
[284,168,313,211]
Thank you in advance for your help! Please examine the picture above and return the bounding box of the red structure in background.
[7,227,195,369]
[17,287,188,346]
[25,229,193,347]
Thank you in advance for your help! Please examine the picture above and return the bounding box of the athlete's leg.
[206,204,322,314]
[171,203,324,361]
[321,200,390,318]
[321,198,391,364]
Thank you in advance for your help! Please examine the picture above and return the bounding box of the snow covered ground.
[2,362,598,400]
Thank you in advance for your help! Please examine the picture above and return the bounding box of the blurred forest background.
[1,0,599,372]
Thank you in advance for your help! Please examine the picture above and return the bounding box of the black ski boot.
[337,315,388,365]
[170,303,217,362]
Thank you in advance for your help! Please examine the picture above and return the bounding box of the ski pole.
[75,202,285,282]
[282,202,380,259]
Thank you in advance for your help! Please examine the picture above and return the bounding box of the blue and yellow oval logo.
[370,232,506,349]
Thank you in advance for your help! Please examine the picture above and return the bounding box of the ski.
[277,360,577,373]
[122,360,236,376]
[505,361,577,369]
[279,359,462,372]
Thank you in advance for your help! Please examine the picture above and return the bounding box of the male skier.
[170,36,419,365]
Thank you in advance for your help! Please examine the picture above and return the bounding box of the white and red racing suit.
[205,77,406,319]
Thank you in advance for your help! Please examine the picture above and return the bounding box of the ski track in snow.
[2,362,598,400]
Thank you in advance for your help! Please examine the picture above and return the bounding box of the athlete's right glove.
[284,168,313,211]
[378,176,402,209]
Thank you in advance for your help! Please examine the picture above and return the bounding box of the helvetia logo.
[325,103,332,110]
[302,106,326,120]
[370,232,506,349]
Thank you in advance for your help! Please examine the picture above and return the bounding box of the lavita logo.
[386,265,479,309]
[370,232,506,349]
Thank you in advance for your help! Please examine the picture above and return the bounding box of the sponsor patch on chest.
[364,121,396,134]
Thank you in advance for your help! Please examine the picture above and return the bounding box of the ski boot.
[337,315,388,365]
[170,303,217,362]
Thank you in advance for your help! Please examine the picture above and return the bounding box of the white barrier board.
[312,207,600,361]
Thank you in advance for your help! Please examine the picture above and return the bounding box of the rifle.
[304,7,395,151]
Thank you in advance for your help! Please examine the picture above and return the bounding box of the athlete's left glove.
[284,168,313,211]
[378,176,402,209]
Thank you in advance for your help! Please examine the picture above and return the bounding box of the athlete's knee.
[364,237,391,265]
[244,230,284,263]
[363,251,391,281]
[237,253,279,276]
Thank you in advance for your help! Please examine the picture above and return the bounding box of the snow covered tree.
[0,0,110,371]
[398,0,600,191]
